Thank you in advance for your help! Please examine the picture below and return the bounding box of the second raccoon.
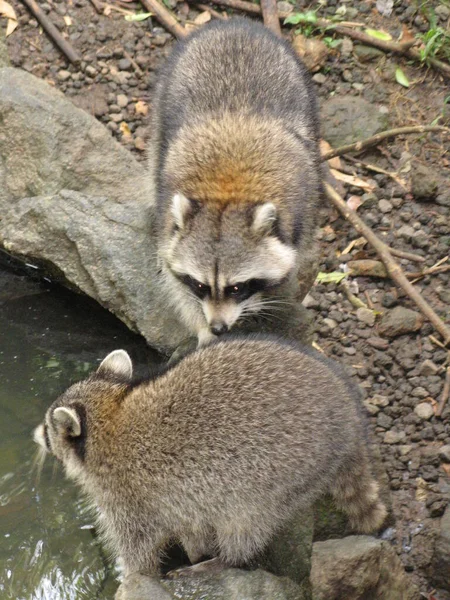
[150,18,322,345]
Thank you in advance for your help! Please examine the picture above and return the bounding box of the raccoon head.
[163,194,297,337]
[33,350,133,479]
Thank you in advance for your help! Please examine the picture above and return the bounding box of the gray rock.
[435,4,450,20]
[321,97,389,147]
[356,307,375,326]
[384,430,406,444]
[0,67,148,206]
[0,27,10,68]
[378,199,393,213]
[353,44,385,62]
[57,69,72,81]
[397,225,416,241]
[431,505,450,590]
[411,162,439,201]
[116,568,308,600]
[439,445,450,463]
[0,190,188,353]
[323,318,338,329]
[117,93,129,108]
[363,401,380,416]
[414,402,434,420]
[369,394,389,407]
[378,306,424,338]
[419,359,439,376]
[277,1,293,13]
[311,536,420,600]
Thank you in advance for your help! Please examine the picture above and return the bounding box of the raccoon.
[34,337,386,578]
[149,18,322,345]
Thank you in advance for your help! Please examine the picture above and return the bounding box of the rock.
[414,402,434,420]
[431,505,450,590]
[163,569,307,600]
[118,58,132,71]
[397,225,416,241]
[292,35,329,72]
[384,430,406,444]
[353,45,385,62]
[419,359,440,376]
[85,65,97,77]
[117,93,129,108]
[378,307,424,338]
[340,38,353,58]
[57,69,71,81]
[356,307,375,326]
[439,445,450,463]
[435,4,450,20]
[115,574,172,600]
[276,1,293,13]
[323,318,338,329]
[321,97,389,147]
[311,536,420,600]
[369,394,389,407]
[0,26,10,68]
[411,162,439,201]
[348,260,388,278]
[378,199,393,213]
[0,67,146,206]
[312,73,326,85]
[363,401,379,415]
[302,293,320,310]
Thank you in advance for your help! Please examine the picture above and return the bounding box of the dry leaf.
[347,195,363,211]
[399,24,415,44]
[103,5,111,15]
[322,225,335,236]
[134,100,148,116]
[0,0,16,20]
[6,16,17,35]
[312,341,325,353]
[292,34,329,72]
[194,10,211,25]
[330,169,376,192]
[63,15,72,26]
[119,121,132,141]
[319,139,341,170]
[415,477,430,502]
[442,463,450,476]
[342,237,366,255]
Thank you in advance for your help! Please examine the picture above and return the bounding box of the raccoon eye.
[225,282,250,301]
[177,274,211,299]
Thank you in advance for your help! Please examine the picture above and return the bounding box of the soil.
[4,0,450,597]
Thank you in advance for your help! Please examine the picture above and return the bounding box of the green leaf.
[284,10,317,25]
[125,12,152,21]
[395,67,410,87]
[316,271,349,284]
[364,28,392,41]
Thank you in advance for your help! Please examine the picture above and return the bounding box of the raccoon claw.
[166,557,225,579]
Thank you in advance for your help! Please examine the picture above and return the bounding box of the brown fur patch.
[164,113,303,207]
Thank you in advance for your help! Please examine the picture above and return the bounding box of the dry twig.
[19,0,81,64]
[140,0,187,38]
[389,248,426,264]
[321,126,450,161]
[123,50,144,76]
[324,183,450,347]
[260,0,281,36]
[88,0,103,13]
[196,3,227,19]
[436,366,450,418]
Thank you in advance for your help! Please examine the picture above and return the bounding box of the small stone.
[277,1,293,13]
[57,69,71,81]
[435,4,450,20]
[381,291,397,308]
[364,401,380,416]
[342,69,353,82]
[384,430,406,444]
[110,112,123,123]
[399,445,413,456]
[302,293,320,309]
[353,45,385,62]
[411,162,439,201]
[412,387,429,398]
[439,445,450,463]
[323,318,338,329]
[340,38,353,58]
[397,225,416,241]
[369,394,389,407]
[343,346,356,356]
[356,307,375,326]
[312,73,327,84]
[116,94,129,108]
[414,402,434,420]
[118,58,132,71]
[85,65,97,77]
[134,137,146,151]
[378,306,424,338]
[378,199,393,213]
[377,412,393,429]
[367,337,389,350]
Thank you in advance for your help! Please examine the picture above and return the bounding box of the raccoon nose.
[210,322,229,336]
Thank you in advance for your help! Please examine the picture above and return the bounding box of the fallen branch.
[196,3,227,19]
[260,0,281,37]
[19,0,82,64]
[88,0,103,13]
[345,155,407,190]
[324,183,450,347]
[321,125,450,161]
[140,0,187,38]
[389,248,425,264]
[436,366,450,418]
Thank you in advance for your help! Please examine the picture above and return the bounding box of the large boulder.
[311,536,420,600]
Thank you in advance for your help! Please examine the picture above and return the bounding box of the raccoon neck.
[164,112,307,207]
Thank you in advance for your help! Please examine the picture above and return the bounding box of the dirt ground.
[4,0,450,597]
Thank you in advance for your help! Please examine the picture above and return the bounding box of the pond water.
[0,265,160,599]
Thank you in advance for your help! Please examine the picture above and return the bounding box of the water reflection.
[0,269,159,599]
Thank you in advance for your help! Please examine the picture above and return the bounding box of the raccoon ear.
[252,203,277,236]
[53,407,81,437]
[97,350,133,380]
[171,193,195,230]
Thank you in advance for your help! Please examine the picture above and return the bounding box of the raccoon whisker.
[32,446,47,485]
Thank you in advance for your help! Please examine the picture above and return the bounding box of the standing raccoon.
[34,337,386,578]
[150,18,322,345]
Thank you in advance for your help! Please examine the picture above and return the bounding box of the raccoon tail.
[331,452,388,534]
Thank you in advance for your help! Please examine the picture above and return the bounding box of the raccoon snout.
[210,322,229,336]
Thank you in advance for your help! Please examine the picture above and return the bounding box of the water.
[0,267,160,599]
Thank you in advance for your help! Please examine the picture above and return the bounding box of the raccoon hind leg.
[331,450,387,534]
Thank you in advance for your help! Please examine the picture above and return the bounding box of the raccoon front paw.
[166,557,225,579]
[197,329,217,347]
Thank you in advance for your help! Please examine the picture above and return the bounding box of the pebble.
[340,38,353,58]
[363,401,380,415]
[439,445,450,463]
[378,306,424,338]
[85,65,96,77]
[312,73,327,85]
[276,0,293,13]
[399,445,413,456]
[414,402,434,420]
[117,94,129,108]
[323,318,338,330]
[302,293,320,309]
[369,394,389,407]
[378,199,393,213]
[57,69,71,81]
[435,4,450,19]
[356,307,375,327]
[384,430,406,444]
[397,225,416,241]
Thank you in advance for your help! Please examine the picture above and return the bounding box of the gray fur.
[149,19,322,342]
[34,336,386,577]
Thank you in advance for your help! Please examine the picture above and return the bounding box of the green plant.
[417,27,450,63]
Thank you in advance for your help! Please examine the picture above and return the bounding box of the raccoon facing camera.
[34,337,386,579]
[149,18,322,345]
